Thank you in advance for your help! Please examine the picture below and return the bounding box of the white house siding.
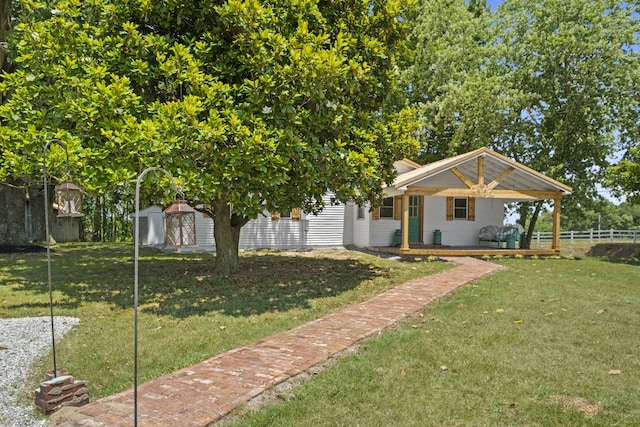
[350,204,372,247]
[423,197,504,245]
[239,214,305,250]
[343,202,355,245]
[369,216,400,247]
[195,212,215,248]
[145,193,347,251]
[304,201,346,247]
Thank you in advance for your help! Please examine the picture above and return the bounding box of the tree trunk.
[518,200,543,249]
[211,198,249,275]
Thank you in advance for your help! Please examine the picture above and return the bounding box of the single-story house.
[139,147,572,255]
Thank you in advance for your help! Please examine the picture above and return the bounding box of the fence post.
[589,229,593,243]
[610,229,614,243]
[634,230,637,245]
[570,230,574,243]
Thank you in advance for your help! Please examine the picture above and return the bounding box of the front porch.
[386,148,572,255]
[370,243,561,257]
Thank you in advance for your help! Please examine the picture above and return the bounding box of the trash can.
[433,229,442,245]
[506,234,516,249]
[393,229,402,246]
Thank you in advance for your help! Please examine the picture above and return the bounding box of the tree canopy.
[535,200,640,232]
[0,0,418,272]
[405,0,640,244]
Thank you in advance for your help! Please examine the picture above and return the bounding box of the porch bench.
[478,225,521,248]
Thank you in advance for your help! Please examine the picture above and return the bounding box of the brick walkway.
[51,257,501,427]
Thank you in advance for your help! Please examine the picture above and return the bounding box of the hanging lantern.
[55,180,83,217]
[164,200,197,248]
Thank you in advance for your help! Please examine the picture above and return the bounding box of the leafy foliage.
[608,146,640,203]
[0,0,418,271]
[405,0,640,239]
[535,200,640,232]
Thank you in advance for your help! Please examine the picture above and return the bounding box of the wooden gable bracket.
[450,167,474,188]
[450,162,516,198]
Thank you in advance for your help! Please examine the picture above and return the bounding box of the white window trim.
[379,197,394,219]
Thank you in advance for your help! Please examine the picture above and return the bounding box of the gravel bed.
[0,316,80,427]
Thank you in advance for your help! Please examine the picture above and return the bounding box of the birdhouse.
[164,200,197,248]
[55,180,83,217]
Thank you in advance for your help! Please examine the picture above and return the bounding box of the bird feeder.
[55,180,83,217]
[164,200,197,248]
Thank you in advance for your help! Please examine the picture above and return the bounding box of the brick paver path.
[51,257,501,426]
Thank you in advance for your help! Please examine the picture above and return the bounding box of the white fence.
[533,229,639,244]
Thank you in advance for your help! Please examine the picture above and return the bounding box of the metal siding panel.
[239,213,304,250]
[305,202,345,247]
[351,204,371,247]
[195,213,215,248]
[343,203,355,245]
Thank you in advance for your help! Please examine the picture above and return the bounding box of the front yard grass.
[226,255,640,426]
[0,243,449,400]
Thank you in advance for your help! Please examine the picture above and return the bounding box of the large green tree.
[496,0,639,241]
[404,0,513,164]
[0,0,13,77]
[609,146,640,203]
[0,0,418,273]
[406,0,640,246]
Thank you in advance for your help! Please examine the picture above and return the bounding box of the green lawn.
[3,244,639,425]
[0,243,449,400]
[225,254,640,426]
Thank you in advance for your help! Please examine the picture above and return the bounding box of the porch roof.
[390,147,572,200]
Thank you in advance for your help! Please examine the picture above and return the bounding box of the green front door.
[408,195,421,243]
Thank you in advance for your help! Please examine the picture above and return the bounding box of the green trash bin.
[393,229,402,246]
[506,234,516,249]
[433,229,442,245]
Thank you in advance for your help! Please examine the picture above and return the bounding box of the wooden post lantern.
[55,180,83,217]
[164,200,197,248]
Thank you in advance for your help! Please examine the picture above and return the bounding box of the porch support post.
[552,195,561,251]
[401,193,410,250]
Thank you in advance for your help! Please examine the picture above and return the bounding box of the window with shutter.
[292,208,301,221]
[446,197,454,221]
[379,197,394,218]
[393,196,402,220]
[454,198,468,219]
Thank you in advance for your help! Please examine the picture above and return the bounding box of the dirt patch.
[586,243,640,260]
[551,394,599,419]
